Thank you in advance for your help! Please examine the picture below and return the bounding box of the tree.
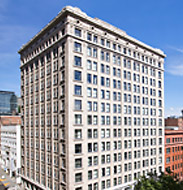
[134,171,183,190]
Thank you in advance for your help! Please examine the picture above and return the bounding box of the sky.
[0,0,183,117]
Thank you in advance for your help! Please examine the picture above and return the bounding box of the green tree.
[134,172,183,190]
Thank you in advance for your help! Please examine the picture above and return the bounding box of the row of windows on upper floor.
[22,72,161,100]
[22,53,160,84]
[22,69,161,96]
[166,146,183,155]
[166,156,183,164]
[74,28,163,68]
[23,98,162,120]
[74,113,163,127]
[74,128,163,140]
[74,138,163,155]
[166,137,183,144]
[86,102,162,116]
[74,95,162,113]
[91,139,161,152]
[74,70,162,88]
[22,28,65,64]
[75,57,162,78]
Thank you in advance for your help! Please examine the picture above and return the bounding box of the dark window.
[74,56,82,66]
[75,144,82,154]
[74,71,81,81]
[75,28,81,37]
[74,85,82,96]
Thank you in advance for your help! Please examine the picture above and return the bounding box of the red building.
[165,129,183,180]
[165,116,183,130]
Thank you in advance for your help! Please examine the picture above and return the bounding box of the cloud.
[165,107,183,118]
[165,46,183,76]
[166,63,183,76]
[168,46,183,54]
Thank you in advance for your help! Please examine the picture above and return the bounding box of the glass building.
[0,91,17,115]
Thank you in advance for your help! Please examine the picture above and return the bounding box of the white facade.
[0,124,21,183]
[19,6,165,190]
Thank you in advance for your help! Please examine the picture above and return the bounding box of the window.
[166,157,170,164]
[101,77,105,86]
[93,88,98,98]
[74,85,82,96]
[93,48,97,58]
[87,74,92,83]
[74,71,81,81]
[75,144,82,154]
[87,47,92,56]
[87,60,92,70]
[93,62,97,71]
[75,100,82,110]
[101,39,105,46]
[101,51,104,60]
[74,42,82,52]
[75,129,82,139]
[75,28,81,37]
[166,148,170,154]
[75,114,82,125]
[93,75,97,85]
[75,173,82,182]
[88,170,92,180]
[75,158,82,168]
[87,33,92,41]
[166,138,170,144]
[94,35,98,43]
[74,56,82,66]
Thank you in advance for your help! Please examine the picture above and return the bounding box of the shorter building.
[0,91,17,115]
[0,116,21,184]
[165,128,183,180]
[165,116,183,130]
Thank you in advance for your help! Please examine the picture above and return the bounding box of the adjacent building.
[165,116,183,130]
[19,6,165,190]
[0,116,21,184]
[165,128,183,180]
[0,91,18,115]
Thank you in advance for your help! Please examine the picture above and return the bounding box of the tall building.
[0,116,21,183]
[165,128,183,180]
[19,6,165,190]
[0,91,17,115]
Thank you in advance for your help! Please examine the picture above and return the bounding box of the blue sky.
[0,0,183,117]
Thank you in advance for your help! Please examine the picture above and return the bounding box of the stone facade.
[19,6,165,190]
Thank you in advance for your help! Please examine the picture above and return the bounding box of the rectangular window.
[94,35,98,43]
[74,70,81,81]
[75,130,82,139]
[75,144,82,154]
[74,42,82,52]
[75,28,81,37]
[74,85,82,96]
[75,114,82,125]
[75,100,82,110]
[75,173,82,182]
[75,158,82,168]
[87,33,92,41]
[74,56,82,66]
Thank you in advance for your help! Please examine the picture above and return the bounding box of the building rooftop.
[0,116,21,126]
[18,6,166,57]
